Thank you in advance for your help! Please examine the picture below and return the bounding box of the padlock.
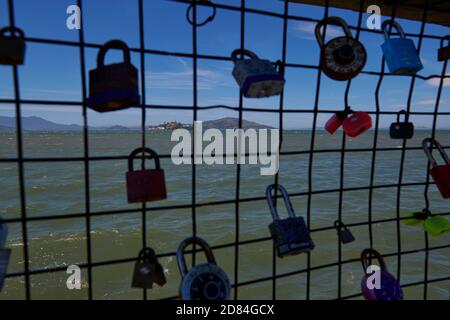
[131,247,166,289]
[177,237,230,300]
[0,27,26,65]
[325,107,352,134]
[381,20,423,75]
[389,109,414,139]
[360,248,403,300]
[334,220,355,244]
[423,215,450,236]
[126,147,167,203]
[0,217,7,248]
[267,184,314,258]
[438,35,450,61]
[315,17,367,81]
[231,49,285,98]
[342,111,372,138]
[0,248,10,290]
[422,138,450,199]
[87,40,140,112]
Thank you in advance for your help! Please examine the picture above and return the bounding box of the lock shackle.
[315,17,352,48]
[177,237,216,277]
[422,138,449,168]
[396,109,408,122]
[186,0,216,27]
[138,247,157,264]
[266,184,296,221]
[361,248,387,273]
[411,208,431,220]
[231,49,258,63]
[382,20,405,40]
[335,106,353,120]
[97,40,131,68]
[0,27,25,38]
[128,147,161,172]
[334,220,347,230]
[441,35,450,48]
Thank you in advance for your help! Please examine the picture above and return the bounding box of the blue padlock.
[381,20,423,75]
[231,49,285,98]
[0,217,7,248]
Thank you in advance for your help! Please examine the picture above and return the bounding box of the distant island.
[0,116,273,132]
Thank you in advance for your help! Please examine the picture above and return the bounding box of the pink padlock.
[342,111,372,137]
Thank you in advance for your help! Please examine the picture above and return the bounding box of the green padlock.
[423,216,450,236]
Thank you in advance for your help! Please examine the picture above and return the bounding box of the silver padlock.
[177,237,230,300]
[231,49,285,98]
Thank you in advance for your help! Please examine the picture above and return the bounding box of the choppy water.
[0,130,449,300]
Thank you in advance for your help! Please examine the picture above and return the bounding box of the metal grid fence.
[1,0,449,300]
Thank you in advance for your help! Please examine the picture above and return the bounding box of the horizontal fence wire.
[1,0,449,300]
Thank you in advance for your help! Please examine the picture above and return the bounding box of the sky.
[0,0,449,129]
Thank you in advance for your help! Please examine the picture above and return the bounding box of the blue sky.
[0,0,449,129]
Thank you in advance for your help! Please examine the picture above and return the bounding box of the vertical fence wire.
[75,0,93,300]
[6,0,30,300]
[305,0,330,300]
[138,0,148,300]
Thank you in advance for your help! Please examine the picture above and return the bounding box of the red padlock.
[342,111,372,138]
[423,138,450,199]
[126,147,167,203]
[325,108,351,134]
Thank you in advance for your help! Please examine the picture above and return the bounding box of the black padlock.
[0,248,10,290]
[390,109,414,139]
[131,247,166,289]
[334,220,355,244]
[88,40,140,112]
[0,27,26,65]
[267,184,314,258]
[438,35,450,62]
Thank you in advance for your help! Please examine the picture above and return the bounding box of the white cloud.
[426,74,450,88]
[146,58,233,91]
[291,22,344,41]
[415,99,439,106]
